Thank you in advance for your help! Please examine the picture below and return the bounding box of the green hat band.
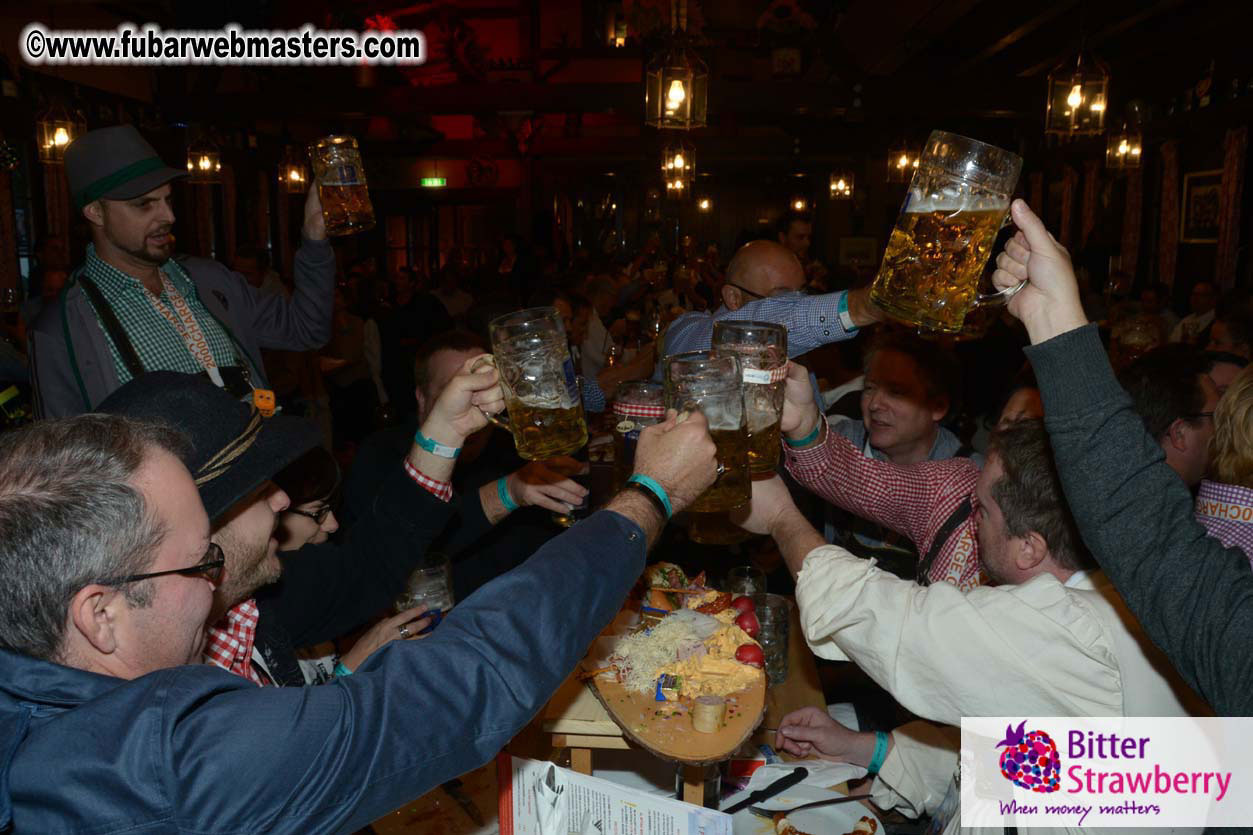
[76,156,166,208]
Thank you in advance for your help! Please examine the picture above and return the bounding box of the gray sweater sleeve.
[1026,324,1253,715]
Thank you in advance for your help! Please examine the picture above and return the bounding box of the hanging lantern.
[828,171,854,200]
[35,99,86,164]
[645,40,708,130]
[698,196,712,212]
[790,196,808,212]
[886,142,918,183]
[661,137,694,198]
[1105,126,1142,171]
[1045,50,1109,137]
[185,133,222,184]
[278,145,309,194]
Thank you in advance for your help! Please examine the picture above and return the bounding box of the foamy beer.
[712,321,787,477]
[484,307,588,461]
[871,131,1023,333]
[308,135,376,237]
[665,352,750,513]
[611,381,666,493]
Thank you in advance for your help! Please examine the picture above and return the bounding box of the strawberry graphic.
[996,721,1060,793]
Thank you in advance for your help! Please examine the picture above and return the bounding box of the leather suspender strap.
[916,496,972,586]
[77,275,147,380]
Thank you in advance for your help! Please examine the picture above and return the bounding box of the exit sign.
[420,177,447,187]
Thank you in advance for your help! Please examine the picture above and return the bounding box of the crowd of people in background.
[4,125,1253,832]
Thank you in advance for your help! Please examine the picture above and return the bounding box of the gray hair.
[0,414,189,661]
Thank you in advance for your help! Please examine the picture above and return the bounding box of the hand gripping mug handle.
[972,213,1027,309]
[470,354,513,432]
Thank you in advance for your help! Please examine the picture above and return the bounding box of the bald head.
[723,241,805,311]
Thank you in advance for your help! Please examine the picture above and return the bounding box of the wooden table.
[541,602,824,805]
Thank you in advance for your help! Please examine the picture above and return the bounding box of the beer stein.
[611,381,666,493]
[870,130,1024,333]
[482,307,588,460]
[712,321,787,477]
[664,352,750,513]
[308,135,376,237]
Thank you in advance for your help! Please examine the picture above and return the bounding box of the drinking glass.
[308,135,376,236]
[725,564,767,597]
[870,130,1023,333]
[712,321,787,477]
[395,553,454,634]
[664,352,750,513]
[482,307,588,460]
[752,593,790,686]
[611,381,666,493]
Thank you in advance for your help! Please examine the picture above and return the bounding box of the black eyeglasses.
[288,504,334,524]
[1185,411,1215,422]
[728,282,766,300]
[98,543,225,587]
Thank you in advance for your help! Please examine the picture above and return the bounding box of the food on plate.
[734,609,760,637]
[734,643,765,668]
[773,813,877,835]
[611,608,762,698]
[690,695,726,733]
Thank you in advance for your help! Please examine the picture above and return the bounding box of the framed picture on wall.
[1180,170,1222,243]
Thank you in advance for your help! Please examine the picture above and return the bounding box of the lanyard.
[145,271,225,388]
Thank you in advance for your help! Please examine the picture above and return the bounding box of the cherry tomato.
[735,643,765,668]
[730,595,755,615]
[735,610,761,638]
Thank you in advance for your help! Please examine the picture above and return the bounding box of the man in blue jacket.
[0,360,717,831]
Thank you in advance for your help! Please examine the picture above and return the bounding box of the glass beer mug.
[665,352,750,513]
[712,321,787,478]
[481,307,588,461]
[611,381,666,493]
[870,130,1024,333]
[308,135,376,237]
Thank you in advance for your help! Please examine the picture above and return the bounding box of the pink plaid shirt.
[1194,480,1253,562]
[785,421,985,590]
[203,598,269,686]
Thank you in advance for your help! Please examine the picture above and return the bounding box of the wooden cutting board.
[584,670,767,766]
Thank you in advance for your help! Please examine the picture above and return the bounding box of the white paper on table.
[502,755,732,835]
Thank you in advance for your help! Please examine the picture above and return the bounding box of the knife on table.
[441,778,485,827]
[721,766,809,815]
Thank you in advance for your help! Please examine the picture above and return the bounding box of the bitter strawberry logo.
[997,720,1061,793]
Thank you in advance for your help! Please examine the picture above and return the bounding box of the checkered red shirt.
[403,458,453,502]
[203,598,269,686]
[785,421,985,590]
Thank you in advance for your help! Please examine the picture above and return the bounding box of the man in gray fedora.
[27,124,335,417]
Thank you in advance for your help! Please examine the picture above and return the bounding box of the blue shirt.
[662,290,856,363]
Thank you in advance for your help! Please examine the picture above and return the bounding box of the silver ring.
[715,463,726,476]
[398,624,411,639]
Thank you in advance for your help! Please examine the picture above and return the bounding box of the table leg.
[571,747,593,775]
[681,764,705,806]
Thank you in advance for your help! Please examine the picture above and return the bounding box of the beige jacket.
[795,546,1208,834]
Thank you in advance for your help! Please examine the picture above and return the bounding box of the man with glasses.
[661,239,880,365]
[0,364,720,831]
[1117,345,1219,488]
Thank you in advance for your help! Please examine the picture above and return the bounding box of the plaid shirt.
[81,244,237,385]
[203,598,269,686]
[785,420,985,590]
[1195,480,1253,563]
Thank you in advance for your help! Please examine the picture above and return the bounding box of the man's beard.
[111,228,172,265]
[210,526,281,620]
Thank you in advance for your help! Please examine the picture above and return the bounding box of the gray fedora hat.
[65,124,187,210]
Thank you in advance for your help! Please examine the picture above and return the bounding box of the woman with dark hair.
[272,446,342,550]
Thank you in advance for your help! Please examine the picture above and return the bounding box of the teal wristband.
[414,429,461,459]
[626,474,673,519]
[784,420,822,448]
[497,476,519,512]
[866,730,889,776]
[333,661,353,677]
[837,291,858,332]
